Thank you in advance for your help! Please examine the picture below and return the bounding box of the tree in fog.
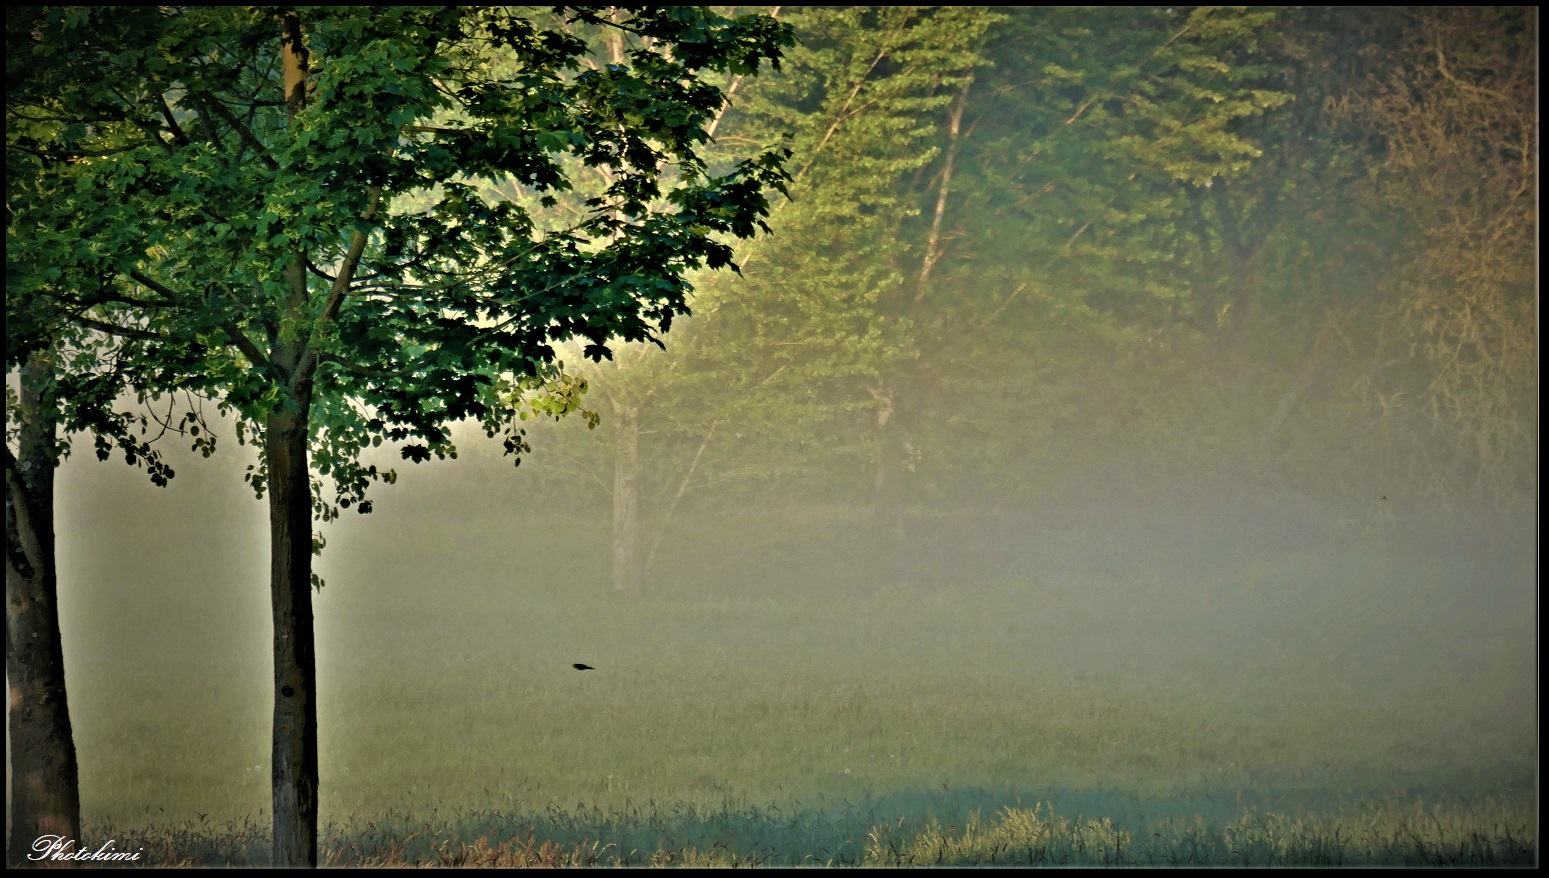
[541,6,1406,591]
[7,5,790,865]
[1345,6,1537,512]
[561,6,1002,594]
[513,7,999,594]
[2,336,186,860]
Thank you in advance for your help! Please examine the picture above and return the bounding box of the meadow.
[36,484,1543,866]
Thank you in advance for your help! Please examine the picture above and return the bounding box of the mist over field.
[45,405,1536,865]
[58,423,1536,714]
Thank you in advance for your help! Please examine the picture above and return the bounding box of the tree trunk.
[870,381,906,581]
[611,403,643,596]
[1210,183,1262,352]
[1259,315,1337,451]
[265,404,318,867]
[263,12,321,864]
[914,72,971,304]
[5,355,82,866]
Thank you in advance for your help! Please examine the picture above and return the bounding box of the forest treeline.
[499,6,1538,594]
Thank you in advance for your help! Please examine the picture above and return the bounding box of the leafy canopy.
[7,5,793,515]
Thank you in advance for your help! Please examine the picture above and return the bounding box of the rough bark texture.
[611,402,643,596]
[5,356,82,866]
[265,404,319,867]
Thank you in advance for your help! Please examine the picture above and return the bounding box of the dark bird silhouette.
[572,663,595,670]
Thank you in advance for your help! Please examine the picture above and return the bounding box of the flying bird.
[572,663,595,671]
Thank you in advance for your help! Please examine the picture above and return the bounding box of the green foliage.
[550,6,1011,500]
[12,6,1534,525]
[7,5,793,515]
[500,5,1535,524]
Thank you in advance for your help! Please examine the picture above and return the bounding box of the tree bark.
[5,355,82,866]
[610,402,643,596]
[264,11,321,865]
[265,403,318,867]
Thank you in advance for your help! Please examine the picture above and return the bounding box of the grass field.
[26,496,1543,866]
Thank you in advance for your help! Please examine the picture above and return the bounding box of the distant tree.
[7,5,791,866]
[1344,6,1537,512]
[562,6,1316,587]
[545,6,1004,595]
[743,7,1297,526]
[957,6,1296,456]
[711,5,1000,551]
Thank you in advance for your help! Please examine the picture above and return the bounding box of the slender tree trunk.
[866,75,969,588]
[1210,184,1261,352]
[915,72,971,304]
[1260,315,1337,451]
[643,421,719,584]
[265,403,318,867]
[611,402,643,596]
[5,356,81,866]
[870,380,905,559]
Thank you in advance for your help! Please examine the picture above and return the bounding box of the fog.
[44,394,1536,850]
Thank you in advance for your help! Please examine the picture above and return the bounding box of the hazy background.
[49,404,1536,834]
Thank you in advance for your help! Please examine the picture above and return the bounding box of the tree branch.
[127,270,271,369]
[317,188,383,324]
[793,19,907,184]
[223,322,271,370]
[159,96,191,147]
[66,313,161,342]
[125,270,185,305]
[915,71,972,304]
[296,187,384,389]
[702,7,783,143]
[196,92,281,170]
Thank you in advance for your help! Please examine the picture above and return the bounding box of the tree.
[565,6,1003,593]
[562,6,1313,591]
[7,32,221,854]
[7,5,791,865]
[1345,6,1537,513]
[719,5,1000,553]
[5,350,217,865]
[734,7,1298,529]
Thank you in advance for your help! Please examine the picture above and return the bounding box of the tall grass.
[76,793,1538,867]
